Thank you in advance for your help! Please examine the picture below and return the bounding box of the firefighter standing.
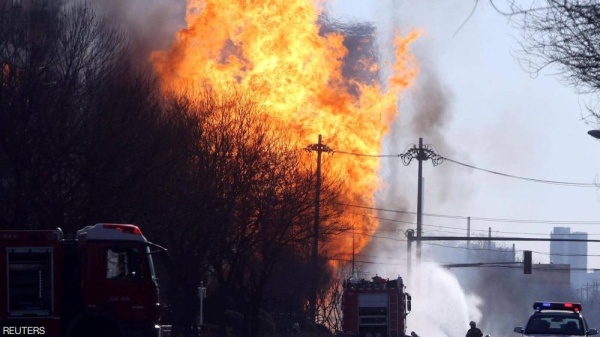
[466,321,483,337]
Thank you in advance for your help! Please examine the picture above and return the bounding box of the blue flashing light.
[533,302,582,313]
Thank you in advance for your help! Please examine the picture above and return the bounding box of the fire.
[151,0,419,262]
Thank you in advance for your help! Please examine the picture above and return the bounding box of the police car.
[514,302,598,336]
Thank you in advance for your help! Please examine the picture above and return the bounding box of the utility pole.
[467,217,471,249]
[488,227,492,261]
[406,229,414,283]
[400,138,443,262]
[198,282,206,328]
[351,224,356,277]
[305,134,332,322]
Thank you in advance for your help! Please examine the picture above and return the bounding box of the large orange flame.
[151,0,419,262]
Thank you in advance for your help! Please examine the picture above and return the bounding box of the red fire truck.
[340,275,412,337]
[0,223,166,337]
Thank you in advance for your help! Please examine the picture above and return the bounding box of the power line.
[329,247,600,268]
[424,242,600,258]
[442,156,598,188]
[338,229,600,260]
[328,237,600,268]
[348,210,600,236]
[345,211,416,225]
[333,150,399,158]
[327,257,407,266]
[338,202,600,225]
[330,148,598,187]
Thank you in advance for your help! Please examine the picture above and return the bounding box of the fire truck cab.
[340,275,412,337]
[0,223,165,337]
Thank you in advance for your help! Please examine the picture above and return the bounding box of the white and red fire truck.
[340,275,412,337]
[0,223,166,337]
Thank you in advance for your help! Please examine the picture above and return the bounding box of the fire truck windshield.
[106,246,144,279]
[104,242,161,281]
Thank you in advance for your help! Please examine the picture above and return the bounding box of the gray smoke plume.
[88,0,186,62]
[319,14,380,98]
[322,2,477,336]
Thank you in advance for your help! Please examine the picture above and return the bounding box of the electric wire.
[320,147,600,266]
[339,230,600,261]
[330,148,598,187]
[349,210,600,236]
[338,202,600,225]
[442,156,597,187]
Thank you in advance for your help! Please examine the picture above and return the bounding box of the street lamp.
[588,130,600,139]
[400,138,443,262]
[198,282,206,328]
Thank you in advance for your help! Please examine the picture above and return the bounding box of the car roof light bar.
[533,302,582,313]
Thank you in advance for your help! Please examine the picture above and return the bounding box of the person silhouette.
[466,321,483,337]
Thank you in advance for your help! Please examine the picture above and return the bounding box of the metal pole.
[406,230,414,281]
[310,134,323,322]
[304,135,332,323]
[351,224,355,277]
[198,282,206,328]
[488,227,492,261]
[467,217,471,249]
[416,138,423,261]
[399,138,443,265]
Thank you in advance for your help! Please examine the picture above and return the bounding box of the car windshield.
[525,313,585,335]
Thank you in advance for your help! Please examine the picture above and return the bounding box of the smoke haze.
[89,0,186,61]
[346,1,485,336]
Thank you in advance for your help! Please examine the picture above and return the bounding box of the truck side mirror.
[405,293,412,313]
[147,241,168,255]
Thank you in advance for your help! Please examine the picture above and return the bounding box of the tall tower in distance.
[550,227,588,287]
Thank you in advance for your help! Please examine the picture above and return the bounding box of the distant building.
[530,263,571,286]
[550,227,588,288]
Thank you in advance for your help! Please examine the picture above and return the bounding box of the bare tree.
[0,1,131,230]
[195,90,317,337]
[0,5,357,337]
[503,0,600,118]
[317,267,344,334]
[153,89,347,337]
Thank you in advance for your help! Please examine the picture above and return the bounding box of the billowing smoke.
[88,0,186,61]
[319,16,380,98]
[368,54,475,337]
[394,57,465,207]
[334,2,480,336]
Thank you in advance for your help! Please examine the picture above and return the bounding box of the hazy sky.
[328,0,600,269]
